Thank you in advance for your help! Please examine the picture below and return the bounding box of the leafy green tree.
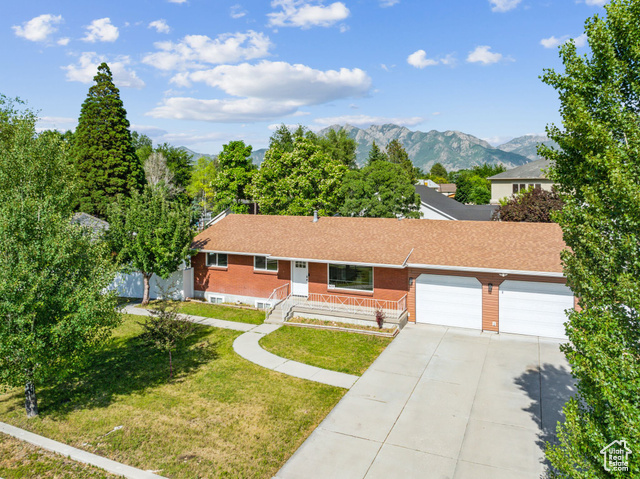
[72,63,145,217]
[211,140,255,214]
[493,187,562,222]
[249,137,347,216]
[155,143,193,194]
[366,141,388,165]
[454,172,491,204]
[471,163,506,178]
[187,156,218,214]
[385,139,418,182]
[339,161,421,218]
[429,162,448,179]
[0,99,119,418]
[317,128,357,169]
[539,1,640,476]
[107,186,194,306]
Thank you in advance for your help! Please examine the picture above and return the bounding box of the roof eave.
[406,263,565,278]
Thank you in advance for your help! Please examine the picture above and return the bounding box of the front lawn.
[145,300,266,325]
[0,433,115,478]
[259,325,393,375]
[0,315,344,479]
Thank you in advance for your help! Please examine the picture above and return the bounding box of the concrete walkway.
[0,422,167,479]
[275,323,576,479]
[123,305,359,389]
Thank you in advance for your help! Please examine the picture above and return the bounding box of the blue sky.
[1,0,606,153]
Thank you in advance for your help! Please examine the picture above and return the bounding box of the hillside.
[495,135,559,161]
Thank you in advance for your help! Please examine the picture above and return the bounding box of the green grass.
[259,325,393,376]
[0,315,344,479]
[0,433,116,478]
[145,300,266,325]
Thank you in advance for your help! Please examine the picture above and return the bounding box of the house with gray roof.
[415,185,497,221]
[487,159,554,204]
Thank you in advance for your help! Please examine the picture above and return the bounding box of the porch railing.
[300,293,408,320]
[265,284,290,319]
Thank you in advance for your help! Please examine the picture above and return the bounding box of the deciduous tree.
[72,63,144,217]
[540,1,640,475]
[0,99,119,418]
[107,186,194,306]
[249,137,347,216]
[211,141,255,214]
[339,161,421,218]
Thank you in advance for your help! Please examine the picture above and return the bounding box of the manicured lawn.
[0,433,115,478]
[145,300,266,325]
[0,315,344,479]
[260,325,393,375]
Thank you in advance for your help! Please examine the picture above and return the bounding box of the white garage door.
[416,274,482,329]
[499,280,573,339]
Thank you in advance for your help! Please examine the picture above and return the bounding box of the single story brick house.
[191,213,575,339]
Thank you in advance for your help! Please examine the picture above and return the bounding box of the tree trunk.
[25,381,38,418]
[141,272,152,306]
[169,349,173,379]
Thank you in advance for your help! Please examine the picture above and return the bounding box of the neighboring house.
[437,183,457,197]
[191,214,575,339]
[73,213,194,300]
[488,158,555,204]
[415,185,497,221]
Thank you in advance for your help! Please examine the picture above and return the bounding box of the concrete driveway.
[275,324,576,479]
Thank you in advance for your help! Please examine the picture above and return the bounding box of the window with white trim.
[206,252,228,267]
[328,264,373,292]
[254,255,278,272]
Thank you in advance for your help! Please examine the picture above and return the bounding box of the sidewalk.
[123,304,359,389]
[0,422,167,479]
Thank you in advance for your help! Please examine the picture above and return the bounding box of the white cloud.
[83,18,119,43]
[541,33,588,49]
[37,116,76,132]
[380,0,400,6]
[407,50,438,68]
[177,61,371,105]
[130,124,168,137]
[149,19,170,34]
[163,131,232,144]
[142,31,272,71]
[585,0,606,5]
[147,97,300,122]
[313,115,424,128]
[168,0,188,3]
[573,33,588,47]
[466,45,506,65]
[489,0,521,12]
[482,135,514,146]
[268,0,350,29]
[63,52,145,89]
[57,37,70,46]
[13,14,63,42]
[540,35,567,49]
[230,4,247,18]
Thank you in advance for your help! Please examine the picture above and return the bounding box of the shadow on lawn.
[514,363,577,478]
[38,324,219,417]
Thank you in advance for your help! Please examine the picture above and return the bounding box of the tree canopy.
[540,0,640,475]
[0,97,119,417]
[211,140,255,214]
[385,139,418,182]
[248,137,347,216]
[72,63,144,217]
[107,186,194,305]
[493,187,562,222]
[339,160,421,218]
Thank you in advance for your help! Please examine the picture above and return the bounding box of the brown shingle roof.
[192,214,566,274]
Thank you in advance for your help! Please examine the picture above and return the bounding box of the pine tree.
[385,139,417,182]
[72,63,144,217]
[366,141,388,165]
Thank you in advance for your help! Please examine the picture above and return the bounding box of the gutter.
[406,263,565,278]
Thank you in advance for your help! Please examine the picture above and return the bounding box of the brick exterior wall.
[193,253,290,298]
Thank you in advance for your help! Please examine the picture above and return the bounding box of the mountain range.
[181,124,558,173]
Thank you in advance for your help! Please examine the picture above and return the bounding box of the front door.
[292,261,309,297]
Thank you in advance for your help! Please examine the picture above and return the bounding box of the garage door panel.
[416,274,482,329]
[499,280,573,339]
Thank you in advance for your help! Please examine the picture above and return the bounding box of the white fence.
[109,268,194,300]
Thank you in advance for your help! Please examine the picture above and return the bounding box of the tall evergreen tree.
[385,139,418,182]
[366,141,388,165]
[72,63,144,217]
